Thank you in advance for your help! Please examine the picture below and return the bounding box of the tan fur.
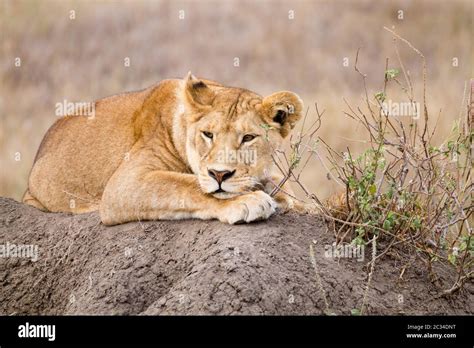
[24,73,303,225]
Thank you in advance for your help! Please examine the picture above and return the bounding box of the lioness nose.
[208,169,235,184]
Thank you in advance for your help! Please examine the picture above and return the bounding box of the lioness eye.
[202,131,213,139]
[242,134,256,143]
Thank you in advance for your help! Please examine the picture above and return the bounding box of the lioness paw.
[273,193,295,213]
[219,191,276,224]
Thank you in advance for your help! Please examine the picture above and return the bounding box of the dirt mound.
[0,197,471,315]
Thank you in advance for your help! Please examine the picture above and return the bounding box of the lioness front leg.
[100,168,276,226]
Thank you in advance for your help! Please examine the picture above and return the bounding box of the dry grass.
[0,0,472,203]
[270,28,472,296]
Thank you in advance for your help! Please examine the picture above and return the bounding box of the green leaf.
[260,123,274,140]
[351,308,361,316]
[375,92,386,102]
[448,254,456,266]
[368,184,377,195]
[377,157,386,169]
[411,217,421,229]
[348,177,357,190]
[385,68,400,79]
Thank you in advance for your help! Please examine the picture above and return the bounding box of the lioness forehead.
[211,88,263,119]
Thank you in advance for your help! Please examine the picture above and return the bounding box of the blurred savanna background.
[0,0,472,201]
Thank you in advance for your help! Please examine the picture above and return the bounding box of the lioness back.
[25,82,168,213]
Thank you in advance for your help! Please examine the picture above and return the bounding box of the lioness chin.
[23,73,303,225]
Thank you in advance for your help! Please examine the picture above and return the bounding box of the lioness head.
[181,73,303,198]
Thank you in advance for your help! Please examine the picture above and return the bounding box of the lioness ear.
[261,91,303,137]
[183,72,215,109]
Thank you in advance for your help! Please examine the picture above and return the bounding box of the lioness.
[23,73,303,225]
